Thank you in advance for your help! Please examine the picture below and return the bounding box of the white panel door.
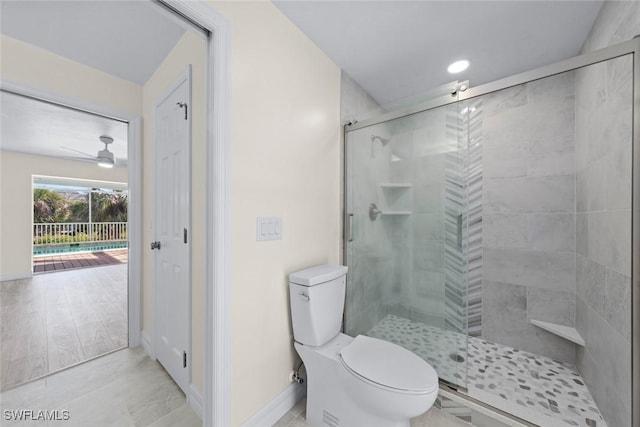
[153,67,191,395]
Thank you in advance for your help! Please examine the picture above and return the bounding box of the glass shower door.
[344,101,469,390]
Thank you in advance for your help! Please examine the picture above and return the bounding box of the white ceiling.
[273,1,604,105]
[1,91,129,167]
[0,0,187,85]
[0,0,198,165]
[0,0,605,161]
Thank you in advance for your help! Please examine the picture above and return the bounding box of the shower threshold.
[368,314,607,427]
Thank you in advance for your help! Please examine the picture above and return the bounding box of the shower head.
[371,135,390,146]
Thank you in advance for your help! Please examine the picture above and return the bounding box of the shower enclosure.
[343,39,639,427]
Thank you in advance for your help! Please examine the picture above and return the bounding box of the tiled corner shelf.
[530,319,585,346]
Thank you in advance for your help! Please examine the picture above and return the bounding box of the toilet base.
[307,405,411,427]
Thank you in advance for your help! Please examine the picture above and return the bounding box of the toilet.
[289,265,439,427]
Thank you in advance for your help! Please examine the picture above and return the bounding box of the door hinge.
[184,228,188,244]
[183,351,187,368]
[176,102,188,120]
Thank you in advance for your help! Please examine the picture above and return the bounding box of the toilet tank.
[289,265,348,347]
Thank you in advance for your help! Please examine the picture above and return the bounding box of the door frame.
[0,79,143,349]
[157,2,230,427]
[152,65,193,394]
[2,1,232,425]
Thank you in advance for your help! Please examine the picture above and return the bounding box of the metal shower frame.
[342,37,640,426]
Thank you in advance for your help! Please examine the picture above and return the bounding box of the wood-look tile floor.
[0,346,201,427]
[0,264,127,390]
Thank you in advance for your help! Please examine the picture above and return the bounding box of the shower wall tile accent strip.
[443,102,484,336]
[465,102,484,337]
[443,107,466,334]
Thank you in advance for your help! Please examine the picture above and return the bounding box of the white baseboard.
[188,385,203,420]
[0,272,32,282]
[241,382,306,427]
[140,330,155,360]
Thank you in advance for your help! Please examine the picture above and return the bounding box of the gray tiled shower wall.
[480,73,578,363]
[341,71,391,334]
[342,68,454,336]
[475,49,633,426]
[574,56,632,427]
[388,110,449,328]
[340,6,637,423]
[572,2,639,426]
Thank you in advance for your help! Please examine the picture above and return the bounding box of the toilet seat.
[339,335,438,395]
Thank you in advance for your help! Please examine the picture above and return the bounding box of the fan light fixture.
[448,59,470,74]
[60,135,117,167]
[97,136,115,168]
[98,159,114,168]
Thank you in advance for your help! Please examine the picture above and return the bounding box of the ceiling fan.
[61,135,116,168]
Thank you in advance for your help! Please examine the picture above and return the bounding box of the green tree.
[91,191,128,222]
[33,189,68,223]
[68,198,89,222]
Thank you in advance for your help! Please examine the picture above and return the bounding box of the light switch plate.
[257,217,282,241]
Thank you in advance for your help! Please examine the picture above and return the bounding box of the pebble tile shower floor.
[368,315,606,427]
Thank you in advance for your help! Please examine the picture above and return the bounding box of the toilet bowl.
[338,335,439,423]
[289,265,439,427]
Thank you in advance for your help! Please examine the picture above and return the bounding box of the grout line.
[3,265,128,391]
[42,275,51,380]
[1,345,128,393]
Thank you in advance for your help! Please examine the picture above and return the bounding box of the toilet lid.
[339,335,438,393]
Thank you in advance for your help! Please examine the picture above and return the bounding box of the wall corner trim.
[0,272,33,282]
[140,330,155,360]
[240,383,306,427]
[127,117,142,348]
[189,384,204,420]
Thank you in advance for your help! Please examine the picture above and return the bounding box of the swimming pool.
[33,241,128,255]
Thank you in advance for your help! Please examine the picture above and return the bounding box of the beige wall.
[0,35,142,118]
[140,30,207,394]
[0,28,209,397]
[0,151,127,276]
[0,34,141,277]
[1,4,343,424]
[209,2,341,425]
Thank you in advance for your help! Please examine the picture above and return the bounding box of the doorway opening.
[0,1,231,424]
[0,91,132,390]
[32,177,129,273]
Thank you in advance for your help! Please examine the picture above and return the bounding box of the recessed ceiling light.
[448,59,470,74]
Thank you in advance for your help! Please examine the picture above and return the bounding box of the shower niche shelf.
[530,319,585,346]
[376,183,412,217]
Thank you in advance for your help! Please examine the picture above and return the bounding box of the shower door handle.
[346,213,354,242]
[457,213,463,249]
